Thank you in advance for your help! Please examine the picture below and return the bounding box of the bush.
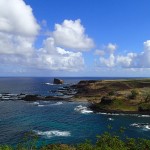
[138,103,150,111]
[145,93,150,103]
[1,132,150,150]
[129,90,139,99]
[108,91,115,96]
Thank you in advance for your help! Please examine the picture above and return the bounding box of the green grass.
[95,97,138,111]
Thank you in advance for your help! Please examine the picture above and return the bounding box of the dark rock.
[45,96,63,101]
[100,96,113,105]
[78,80,97,84]
[22,95,42,101]
[53,78,64,84]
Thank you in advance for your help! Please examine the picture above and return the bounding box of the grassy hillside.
[73,79,150,113]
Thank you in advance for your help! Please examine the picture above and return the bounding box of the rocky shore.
[1,78,150,115]
[0,93,72,102]
[72,79,150,114]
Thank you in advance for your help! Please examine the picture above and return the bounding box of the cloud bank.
[97,40,150,69]
[0,0,95,72]
[1,0,150,76]
[0,0,40,55]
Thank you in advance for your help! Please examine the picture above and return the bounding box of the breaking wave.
[51,102,63,105]
[33,102,40,105]
[108,118,114,121]
[45,83,54,85]
[130,123,150,131]
[34,130,71,138]
[38,104,44,107]
[74,105,93,114]
[32,101,64,107]
[97,112,150,117]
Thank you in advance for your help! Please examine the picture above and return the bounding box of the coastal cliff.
[72,79,150,114]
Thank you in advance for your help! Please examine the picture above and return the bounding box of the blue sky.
[0,0,150,77]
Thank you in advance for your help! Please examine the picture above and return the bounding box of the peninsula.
[72,79,150,114]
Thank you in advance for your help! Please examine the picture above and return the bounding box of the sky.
[0,0,150,77]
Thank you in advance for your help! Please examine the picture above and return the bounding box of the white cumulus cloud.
[0,0,40,36]
[0,0,40,55]
[97,40,150,69]
[53,19,94,51]
[35,37,84,71]
[99,54,115,67]
[94,49,105,56]
[106,43,117,54]
[0,0,97,73]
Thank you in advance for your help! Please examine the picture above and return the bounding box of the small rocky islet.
[1,78,150,114]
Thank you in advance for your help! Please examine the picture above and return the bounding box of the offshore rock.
[53,78,64,84]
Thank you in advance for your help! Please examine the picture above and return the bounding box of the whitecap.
[138,115,150,118]
[33,102,39,105]
[145,125,150,130]
[130,123,150,131]
[45,83,54,85]
[2,97,10,100]
[108,118,114,121]
[34,130,71,138]
[38,104,44,107]
[97,112,119,116]
[74,105,93,114]
[43,101,50,103]
[52,102,63,105]
[130,123,139,127]
[97,112,140,117]
[97,112,107,115]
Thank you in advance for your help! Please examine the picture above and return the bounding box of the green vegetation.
[145,93,150,103]
[0,132,150,150]
[108,90,115,96]
[75,79,150,113]
[138,103,150,111]
[90,96,139,112]
[129,89,139,99]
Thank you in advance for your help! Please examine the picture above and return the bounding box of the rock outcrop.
[53,78,64,84]
[100,96,113,105]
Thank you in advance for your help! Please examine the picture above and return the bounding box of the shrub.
[138,103,150,111]
[145,93,150,103]
[108,91,115,96]
[129,90,139,99]
[1,132,150,150]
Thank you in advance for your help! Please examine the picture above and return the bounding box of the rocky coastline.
[72,79,150,115]
[1,78,150,115]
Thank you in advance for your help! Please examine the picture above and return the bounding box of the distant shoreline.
[1,78,150,115]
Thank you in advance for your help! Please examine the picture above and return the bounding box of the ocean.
[0,77,150,146]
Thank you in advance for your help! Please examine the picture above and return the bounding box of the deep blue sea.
[0,77,150,146]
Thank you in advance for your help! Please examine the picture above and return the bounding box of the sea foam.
[33,102,39,105]
[97,112,150,118]
[51,102,63,105]
[45,83,54,85]
[38,104,44,107]
[74,105,93,114]
[130,123,150,131]
[108,118,114,121]
[34,130,71,138]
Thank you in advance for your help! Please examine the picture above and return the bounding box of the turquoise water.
[0,77,150,145]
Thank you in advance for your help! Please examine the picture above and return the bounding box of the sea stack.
[53,78,64,84]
